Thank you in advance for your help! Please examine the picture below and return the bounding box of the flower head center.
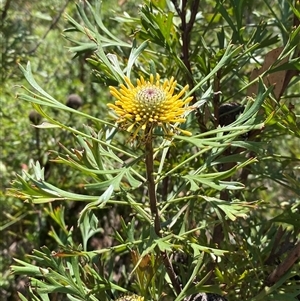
[136,86,166,107]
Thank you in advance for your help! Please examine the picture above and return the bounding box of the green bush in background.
[1,0,299,300]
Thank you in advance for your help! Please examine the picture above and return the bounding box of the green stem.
[145,131,160,235]
[144,128,182,295]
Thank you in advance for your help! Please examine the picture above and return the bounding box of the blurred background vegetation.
[1,0,299,300]
[1,1,134,298]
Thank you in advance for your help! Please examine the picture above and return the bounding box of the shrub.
[5,1,300,300]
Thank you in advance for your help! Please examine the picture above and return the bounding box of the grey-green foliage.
[5,0,300,301]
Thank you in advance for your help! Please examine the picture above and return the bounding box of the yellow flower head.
[108,74,193,139]
[115,295,144,301]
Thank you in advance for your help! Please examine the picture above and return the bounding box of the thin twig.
[182,0,206,132]
[161,250,182,294]
[28,0,71,54]
[172,0,200,112]
[264,226,286,265]
[179,0,200,96]
[264,240,300,287]
[277,2,300,99]
[1,0,12,22]
[171,0,181,16]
